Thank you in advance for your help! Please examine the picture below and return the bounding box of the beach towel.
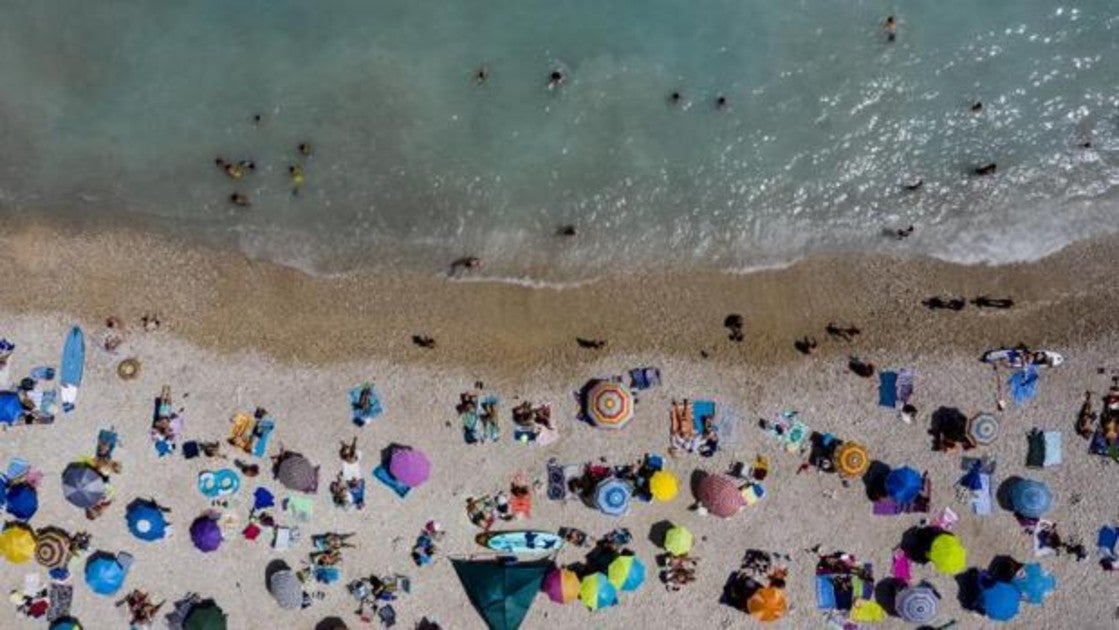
[285,496,314,522]
[313,566,342,584]
[349,383,384,427]
[349,479,365,508]
[510,493,532,519]
[692,400,716,434]
[1097,526,1118,559]
[251,418,274,457]
[272,526,295,551]
[891,550,911,583]
[1009,365,1039,406]
[878,371,898,407]
[1043,432,1062,467]
[896,369,914,406]
[628,367,661,390]
[816,575,837,610]
[228,413,254,451]
[546,462,567,501]
[972,473,993,516]
[373,465,411,498]
[46,583,72,622]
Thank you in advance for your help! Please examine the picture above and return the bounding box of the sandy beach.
[2,224,1119,629]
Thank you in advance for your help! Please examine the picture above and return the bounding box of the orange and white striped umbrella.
[586,380,634,429]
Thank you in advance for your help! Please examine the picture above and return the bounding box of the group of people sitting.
[116,589,164,628]
[465,474,534,530]
[150,385,183,457]
[411,521,444,567]
[511,401,557,444]
[458,390,500,444]
[661,554,699,591]
[329,438,365,510]
[669,400,718,457]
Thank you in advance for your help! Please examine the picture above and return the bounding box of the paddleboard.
[981,348,1063,368]
[476,530,564,554]
[60,326,85,412]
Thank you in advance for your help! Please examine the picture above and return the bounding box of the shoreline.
[1,220,1117,377]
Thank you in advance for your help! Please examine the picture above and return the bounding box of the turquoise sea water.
[0,1,1116,280]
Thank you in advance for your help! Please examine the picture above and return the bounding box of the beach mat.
[692,400,716,433]
[878,371,898,407]
[373,465,410,498]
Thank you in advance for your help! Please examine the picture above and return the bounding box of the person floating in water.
[975,163,997,176]
[289,165,305,195]
[557,225,576,237]
[547,70,564,90]
[715,95,729,110]
[215,157,254,181]
[449,257,482,276]
[298,143,312,157]
[884,16,897,42]
[903,179,923,192]
[475,65,489,85]
[894,225,914,240]
[229,192,250,207]
[970,101,983,113]
[669,91,683,106]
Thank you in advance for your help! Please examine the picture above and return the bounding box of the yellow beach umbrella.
[0,523,36,564]
[928,533,967,575]
[850,599,887,623]
[664,525,694,556]
[649,470,679,501]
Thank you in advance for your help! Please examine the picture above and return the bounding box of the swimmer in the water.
[557,225,576,237]
[215,158,251,181]
[475,65,489,84]
[547,70,565,90]
[229,193,250,207]
[449,257,482,277]
[903,179,924,192]
[884,16,897,42]
[289,165,305,195]
[252,113,262,124]
[669,91,682,105]
[975,163,997,176]
[715,95,729,110]
[970,101,983,113]
[298,143,312,157]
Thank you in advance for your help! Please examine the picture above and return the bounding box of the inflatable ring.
[117,358,140,381]
[214,469,241,496]
[198,471,219,498]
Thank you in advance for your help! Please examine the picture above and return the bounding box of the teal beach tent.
[451,557,551,630]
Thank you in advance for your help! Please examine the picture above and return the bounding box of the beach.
[2,224,1119,628]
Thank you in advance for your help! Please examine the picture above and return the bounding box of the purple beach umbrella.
[189,515,223,553]
[389,447,431,488]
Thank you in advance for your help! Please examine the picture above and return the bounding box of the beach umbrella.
[664,525,694,556]
[49,617,83,630]
[834,442,870,478]
[0,523,36,564]
[896,586,939,624]
[61,463,106,509]
[1009,478,1052,519]
[34,527,71,569]
[850,599,887,623]
[5,483,38,520]
[543,567,580,604]
[0,391,23,425]
[981,582,1020,621]
[578,573,618,611]
[968,413,1000,446]
[275,453,319,493]
[389,447,431,488]
[607,555,645,592]
[885,466,923,504]
[649,470,678,502]
[695,473,746,518]
[189,515,222,552]
[927,533,967,575]
[184,600,227,630]
[746,586,787,622]
[584,380,634,430]
[126,500,168,542]
[268,569,304,610]
[1013,563,1055,604]
[84,552,126,595]
[594,478,632,517]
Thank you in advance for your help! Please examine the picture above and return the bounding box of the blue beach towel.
[349,384,384,427]
[816,576,837,610]
[251,418,275,457]
[372,465,411,498]
[1009,365,1039,406]
[692,400,716,433]
[878,371,898,407]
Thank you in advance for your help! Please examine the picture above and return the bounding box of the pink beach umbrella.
[389,447,431,487]
[695,473,746,518]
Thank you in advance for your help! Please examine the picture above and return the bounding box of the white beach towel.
[1043,432,1062,467]
[972,473,993,516]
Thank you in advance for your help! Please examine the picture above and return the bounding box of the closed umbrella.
[389,447,431,488]
[896,586,939,623]
[578,573,618,611]
[34,527,71,569]
[5,483,38,520]
[664,525,694,556]
[968,413,1000,446]
[747,586,787,621]
[184,599,227,630]
[695,473,745,518]
[268,569,304,610]
[594,478,632,517]
[275,453,319,493]
[885,466,923,504]
[981,582,1020,621]
[649,470,678,502]
[84,552,126,595]
[584,380,634,429]
[0,523,36,564]
[834,442,869,478]
[607,555,645,592]
[61,463,106,509]
[927,533,967,575]
[1009,479,1052,519]
[126,500,168,542]
[1013,563,1055,604]
[543,567,579,604]
[189,515,222,552]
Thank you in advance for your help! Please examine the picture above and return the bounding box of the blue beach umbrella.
[0,391,23,425]
[594,478,632,517]
[885,466,923,504]
[1009,479,1052,519]
[5,483,38,520]
[85,551,127,596]
[126,500,168,542]
[981,582,1020,622]
[1013,563,1055,604]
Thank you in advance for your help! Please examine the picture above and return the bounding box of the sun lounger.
[373,465,411,498]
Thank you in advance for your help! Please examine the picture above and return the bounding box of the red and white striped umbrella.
[585,380,634,430]
[695,473,745,518]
